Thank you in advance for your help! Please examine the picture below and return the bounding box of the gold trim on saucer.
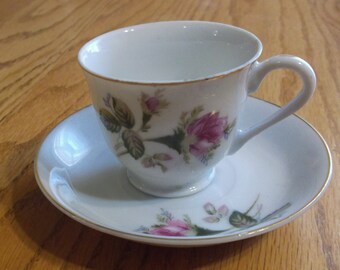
[33,99,333,246]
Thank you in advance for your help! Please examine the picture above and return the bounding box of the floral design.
[203,203,228,223]
[187,113,227,154]
[137,196,291,237]
[141,209,193,236]
[140,89,169,132]
[98,90,236,172]
[183,110,228,163]
[141,153,173,172]
[149,220,191,236]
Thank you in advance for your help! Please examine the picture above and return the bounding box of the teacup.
[78,21,316,197]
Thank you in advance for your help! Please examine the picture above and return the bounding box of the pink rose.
[149,220,190,236]
[186,112,228,156]
[144,96,160,113]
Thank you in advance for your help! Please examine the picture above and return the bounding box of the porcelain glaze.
[34,99,332,247]
[78,21,316,197]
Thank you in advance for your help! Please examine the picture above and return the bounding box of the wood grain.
[0,0,339,269]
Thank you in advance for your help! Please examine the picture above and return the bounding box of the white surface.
[78,21,261,83]
[34,98,332,247]
[229,55,316,153]
[78,21,316,197]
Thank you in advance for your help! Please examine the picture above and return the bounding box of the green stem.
[141,112,152,130]
[194,225,232,236]
[260,202,292,223]
[253,204,263,219]
[244,194,260,215]
[143,128,185,154]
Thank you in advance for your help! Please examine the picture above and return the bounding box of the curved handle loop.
[228,55,316,154]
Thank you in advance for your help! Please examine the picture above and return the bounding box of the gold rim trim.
[33,98,333,245]
[77,21,262,87]
[80,66,245,86]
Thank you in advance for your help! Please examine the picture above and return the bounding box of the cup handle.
[228,55,316,154]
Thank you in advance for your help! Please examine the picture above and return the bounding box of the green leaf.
[156,214,167,223]
[99,108,121,133]
[190,105,204,119]
[183,214,192,226]
[122,129,145,159]
[229,211,258,228]
[204,202,217,215]
[178,106,204,130]
[111,97,135,129]
[193,225,229,236]
[146,128,185,154]
[224,118,236,139]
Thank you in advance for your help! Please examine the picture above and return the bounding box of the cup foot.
[126,168,216,198]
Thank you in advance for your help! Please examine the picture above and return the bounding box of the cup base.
[126,168,216,198]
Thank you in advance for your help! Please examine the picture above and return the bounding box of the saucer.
[34,97,332,247]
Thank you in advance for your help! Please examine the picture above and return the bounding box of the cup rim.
[78,21,263,86]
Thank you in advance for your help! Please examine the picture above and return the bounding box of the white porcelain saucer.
[34,97,332,247]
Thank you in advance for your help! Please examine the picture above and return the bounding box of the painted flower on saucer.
[137,196,291,237]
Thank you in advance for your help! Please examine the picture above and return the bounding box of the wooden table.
[0,0,339,269]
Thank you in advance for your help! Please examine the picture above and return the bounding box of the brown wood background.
[0,0,339,269]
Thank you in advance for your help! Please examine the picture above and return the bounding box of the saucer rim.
[34,97,333,245]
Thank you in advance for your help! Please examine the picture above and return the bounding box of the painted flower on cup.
[141,153,173,172]
[98,90,236,172]
[144,96,160,113]
[176,106,232,164]
[186,112,228,158]
[140,89,169,132]
[146,106,233,164]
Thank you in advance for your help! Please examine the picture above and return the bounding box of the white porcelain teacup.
[78,21,316,197]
